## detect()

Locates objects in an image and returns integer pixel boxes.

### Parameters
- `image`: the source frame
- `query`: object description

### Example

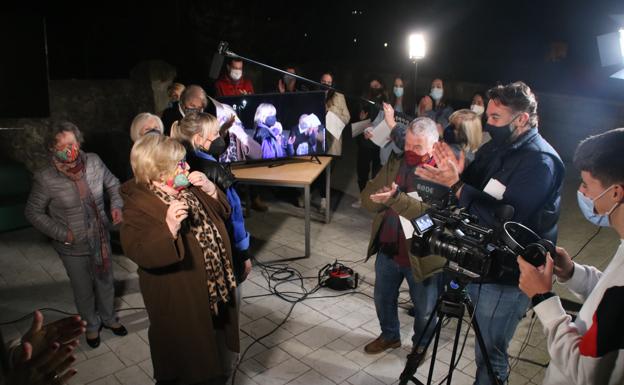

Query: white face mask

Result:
[393,86,404,98]
[229,69,242,81]
[430,88,443,101]
[470,104,485,115]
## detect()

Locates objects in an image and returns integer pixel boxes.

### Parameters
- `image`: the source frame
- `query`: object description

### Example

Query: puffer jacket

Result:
[24,153,123,256]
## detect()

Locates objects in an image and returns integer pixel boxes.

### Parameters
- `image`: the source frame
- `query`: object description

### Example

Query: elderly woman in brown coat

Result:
[120,134,239,385]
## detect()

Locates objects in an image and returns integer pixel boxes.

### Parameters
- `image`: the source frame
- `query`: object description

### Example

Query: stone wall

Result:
[0,77,154,174]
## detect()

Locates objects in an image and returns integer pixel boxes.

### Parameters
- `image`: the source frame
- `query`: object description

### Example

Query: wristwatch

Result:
[450,179,464,195]
[531,291,555,307]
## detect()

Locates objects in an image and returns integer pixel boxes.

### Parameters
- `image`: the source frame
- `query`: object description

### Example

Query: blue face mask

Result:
[265,115,277,127]
[577,185,620,227]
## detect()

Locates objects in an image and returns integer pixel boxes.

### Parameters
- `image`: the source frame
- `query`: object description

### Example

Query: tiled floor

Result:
[1,159,620,385]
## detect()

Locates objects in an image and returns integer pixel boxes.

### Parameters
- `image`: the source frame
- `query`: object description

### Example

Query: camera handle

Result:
[398,277,502,385]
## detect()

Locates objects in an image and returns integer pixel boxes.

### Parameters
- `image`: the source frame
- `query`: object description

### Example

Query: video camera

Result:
[409,179,556,281]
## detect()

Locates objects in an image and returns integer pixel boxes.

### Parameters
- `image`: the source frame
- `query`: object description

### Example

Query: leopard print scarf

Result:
[150,185,236,315]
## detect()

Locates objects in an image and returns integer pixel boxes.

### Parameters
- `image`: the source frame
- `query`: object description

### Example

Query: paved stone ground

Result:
[1,157,620,385]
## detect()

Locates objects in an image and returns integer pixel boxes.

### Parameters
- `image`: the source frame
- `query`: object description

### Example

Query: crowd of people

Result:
[1,58,622,385]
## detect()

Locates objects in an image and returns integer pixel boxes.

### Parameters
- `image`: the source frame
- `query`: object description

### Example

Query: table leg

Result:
[305,184,310,258]
[325,162,331,224]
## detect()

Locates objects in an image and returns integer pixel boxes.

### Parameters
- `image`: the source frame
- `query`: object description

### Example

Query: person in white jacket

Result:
[517,127,624,385]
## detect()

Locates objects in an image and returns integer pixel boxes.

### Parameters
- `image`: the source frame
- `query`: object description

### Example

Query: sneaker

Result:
[319,197,327,213]
[251,196,268,212]
[351,199,361,209]
[364,335,401,354]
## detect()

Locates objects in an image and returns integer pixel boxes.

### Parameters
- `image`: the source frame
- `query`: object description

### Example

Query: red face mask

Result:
[404,151,429,167]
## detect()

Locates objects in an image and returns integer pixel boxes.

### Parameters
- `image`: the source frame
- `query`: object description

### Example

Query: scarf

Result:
[53,153,111,273]
[378,155,436,267]
[150,185,236,315]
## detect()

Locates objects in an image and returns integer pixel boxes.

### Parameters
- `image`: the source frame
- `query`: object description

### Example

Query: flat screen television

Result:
[213,91,327,164]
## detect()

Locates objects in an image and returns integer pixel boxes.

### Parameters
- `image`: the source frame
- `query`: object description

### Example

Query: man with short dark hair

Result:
[518,128,624,385]
[214,59,254,97]
[416,81,565,384]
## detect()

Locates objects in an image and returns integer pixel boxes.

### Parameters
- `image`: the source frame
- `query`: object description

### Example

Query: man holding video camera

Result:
[518,128,624,385]
[415,81,565,384]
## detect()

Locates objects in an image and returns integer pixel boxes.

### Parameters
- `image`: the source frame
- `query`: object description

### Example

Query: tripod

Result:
[399,269,502,385]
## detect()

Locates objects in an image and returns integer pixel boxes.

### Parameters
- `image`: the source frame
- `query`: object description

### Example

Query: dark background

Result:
[3,0,624,115]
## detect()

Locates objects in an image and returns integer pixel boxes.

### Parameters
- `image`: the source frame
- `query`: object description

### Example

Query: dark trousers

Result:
[356,141,381,191]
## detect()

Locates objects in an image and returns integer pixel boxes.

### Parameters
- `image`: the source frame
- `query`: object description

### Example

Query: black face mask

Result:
[205,136,227,158]
[484,115,518,147]
[144,129,161,136]
[443,125,456,144]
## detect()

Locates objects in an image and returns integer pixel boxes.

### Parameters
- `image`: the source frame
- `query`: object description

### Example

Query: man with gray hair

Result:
[161,84,210,135]
[360,115,444,355]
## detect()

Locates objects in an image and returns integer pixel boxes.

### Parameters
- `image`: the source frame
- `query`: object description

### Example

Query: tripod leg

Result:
[444,313,465,385]
[465,300,503,385]
[425,315,445,385]
[399,298,442,385]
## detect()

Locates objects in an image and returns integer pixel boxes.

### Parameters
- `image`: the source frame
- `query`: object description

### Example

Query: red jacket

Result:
[215,75,254,96]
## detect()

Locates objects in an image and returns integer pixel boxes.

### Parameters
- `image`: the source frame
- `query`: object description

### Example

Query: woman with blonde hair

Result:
[444,109,483,165]
[252,103,287,159]
[171,112,252,283]
[129,112,164,142]
[120,134,238,384]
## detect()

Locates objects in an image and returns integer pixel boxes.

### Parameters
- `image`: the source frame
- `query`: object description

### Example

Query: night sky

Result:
[4,0,624,103]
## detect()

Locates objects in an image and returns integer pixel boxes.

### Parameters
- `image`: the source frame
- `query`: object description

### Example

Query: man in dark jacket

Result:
[416,81,565,385]
[161,85,210,135]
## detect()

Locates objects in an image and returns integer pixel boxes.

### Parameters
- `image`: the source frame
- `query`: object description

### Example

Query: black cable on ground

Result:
[0,307,147,327]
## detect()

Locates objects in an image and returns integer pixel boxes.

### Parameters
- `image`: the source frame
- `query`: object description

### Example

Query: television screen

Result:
[214,91,327,163]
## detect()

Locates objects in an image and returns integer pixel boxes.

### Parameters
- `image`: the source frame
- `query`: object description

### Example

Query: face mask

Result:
[184,107,202,115]
[404,151,428,167]
[54,143,80,163]
[577,186,621,227]
[393,86,404,98]
[370,87,382,96]
[229,69,242,81]
[430,88,443,101]
[265,115,277,127]
[484,115,518,147]
[269,125,282,137]
[205,136,227,158]
[283,74,295,84]
[144,129,161,136]
[443,125,456,144]
[470,104,484,115]
[166,162,190,191]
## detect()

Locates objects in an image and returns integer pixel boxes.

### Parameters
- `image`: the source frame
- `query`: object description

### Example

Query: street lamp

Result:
[408,33,426,102]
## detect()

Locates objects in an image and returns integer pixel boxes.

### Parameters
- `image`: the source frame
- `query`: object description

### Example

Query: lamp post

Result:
[408,33,426,104]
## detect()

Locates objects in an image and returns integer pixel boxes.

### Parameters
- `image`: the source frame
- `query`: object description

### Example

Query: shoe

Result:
[364,336,401,354]
[297,194,304,208]
[319,197,327,213]
[251,196,268,212]
[86,330,100,349]
[351,199,361,209]
[102,323,128,336]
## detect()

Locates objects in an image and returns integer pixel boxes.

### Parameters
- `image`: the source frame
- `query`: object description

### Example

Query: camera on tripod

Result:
[409,178,556,281]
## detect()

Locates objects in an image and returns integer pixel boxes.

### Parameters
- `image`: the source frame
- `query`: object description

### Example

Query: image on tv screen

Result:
[214,91,327,163]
